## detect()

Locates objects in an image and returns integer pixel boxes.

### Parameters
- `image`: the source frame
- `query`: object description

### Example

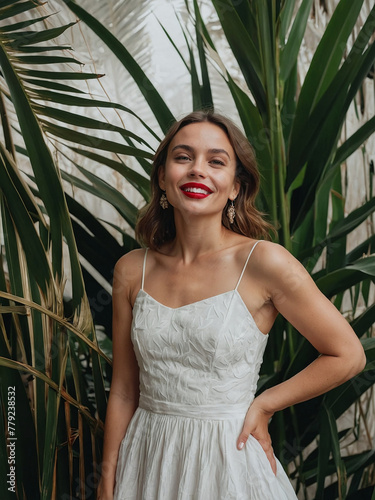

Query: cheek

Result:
[163,164,184,185]
[220,172,238,192]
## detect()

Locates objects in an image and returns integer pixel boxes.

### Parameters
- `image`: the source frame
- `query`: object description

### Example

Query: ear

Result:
[158,166,166,191]
[229,179,240,201]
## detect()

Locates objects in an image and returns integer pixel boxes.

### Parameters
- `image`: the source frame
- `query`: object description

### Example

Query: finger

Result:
[237,421,252,450]
[263,446,277,475]
[270,454,277,475]
[237,428,277,476]
[256,437,277,476]
[237,433,248,450]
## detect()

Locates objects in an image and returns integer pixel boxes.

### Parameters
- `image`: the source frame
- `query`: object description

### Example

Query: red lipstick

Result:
[180,182,213,199]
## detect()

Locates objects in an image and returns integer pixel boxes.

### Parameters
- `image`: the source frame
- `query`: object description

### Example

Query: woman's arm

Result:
[258,242,366,406]
[237,242,366,472]
[97,255,141,499]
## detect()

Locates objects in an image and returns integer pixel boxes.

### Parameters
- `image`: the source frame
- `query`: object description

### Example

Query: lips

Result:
[180,182,213,199]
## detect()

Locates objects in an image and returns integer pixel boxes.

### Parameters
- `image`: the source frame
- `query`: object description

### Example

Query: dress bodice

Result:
[130,242,269,416]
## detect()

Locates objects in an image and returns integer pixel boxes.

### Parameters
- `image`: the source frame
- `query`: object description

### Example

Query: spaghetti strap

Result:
[234,240,262,291]
[141,248,148,290]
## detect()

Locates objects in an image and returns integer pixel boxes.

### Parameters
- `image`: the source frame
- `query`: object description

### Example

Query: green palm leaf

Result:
[62,0,175,134]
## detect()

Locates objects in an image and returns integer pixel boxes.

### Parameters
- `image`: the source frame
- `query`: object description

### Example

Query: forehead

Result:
[168,122,234,156]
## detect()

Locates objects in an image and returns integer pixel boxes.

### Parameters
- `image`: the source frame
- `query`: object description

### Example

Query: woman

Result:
[98,111,365,499]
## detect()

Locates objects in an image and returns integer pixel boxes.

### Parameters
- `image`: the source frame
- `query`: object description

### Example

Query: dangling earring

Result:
[160,192,169,209]
[227,200,236,224]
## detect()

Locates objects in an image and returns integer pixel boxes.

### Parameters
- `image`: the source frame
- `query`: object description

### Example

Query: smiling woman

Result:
[136,111,273,249]
[159,121,240,229]
[97,110,366,500]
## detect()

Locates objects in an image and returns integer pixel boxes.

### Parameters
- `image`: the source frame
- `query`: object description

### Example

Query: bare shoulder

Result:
[113,248,146,302]
[252,241,306,273]
[250,241,312,295]
[115,248,145,274]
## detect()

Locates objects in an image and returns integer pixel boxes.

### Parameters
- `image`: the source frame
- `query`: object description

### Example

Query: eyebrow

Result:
[171,144,230,159]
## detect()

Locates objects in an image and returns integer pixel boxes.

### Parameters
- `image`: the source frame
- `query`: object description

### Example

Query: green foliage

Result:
[0,0,374,498]
[0,1,114,498]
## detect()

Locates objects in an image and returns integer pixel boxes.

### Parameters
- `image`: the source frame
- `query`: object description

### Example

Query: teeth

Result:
[183,187,209,194]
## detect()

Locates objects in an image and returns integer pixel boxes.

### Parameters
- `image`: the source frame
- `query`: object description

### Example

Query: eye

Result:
[210,158,226,166]
[175,154,191,161]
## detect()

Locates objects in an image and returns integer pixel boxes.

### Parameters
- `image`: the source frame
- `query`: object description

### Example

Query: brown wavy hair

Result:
[136,110,273,249]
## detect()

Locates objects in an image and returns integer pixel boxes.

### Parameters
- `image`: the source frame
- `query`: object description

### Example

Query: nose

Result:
[188,156,207,178]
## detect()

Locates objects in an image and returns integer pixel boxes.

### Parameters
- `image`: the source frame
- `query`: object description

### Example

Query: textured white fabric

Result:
[114,246,298,499]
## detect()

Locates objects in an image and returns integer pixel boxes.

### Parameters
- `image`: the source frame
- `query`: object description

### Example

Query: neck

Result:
[169,212,231,263]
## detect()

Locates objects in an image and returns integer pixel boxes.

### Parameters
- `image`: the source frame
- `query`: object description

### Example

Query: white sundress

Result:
[114,241,298,499]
